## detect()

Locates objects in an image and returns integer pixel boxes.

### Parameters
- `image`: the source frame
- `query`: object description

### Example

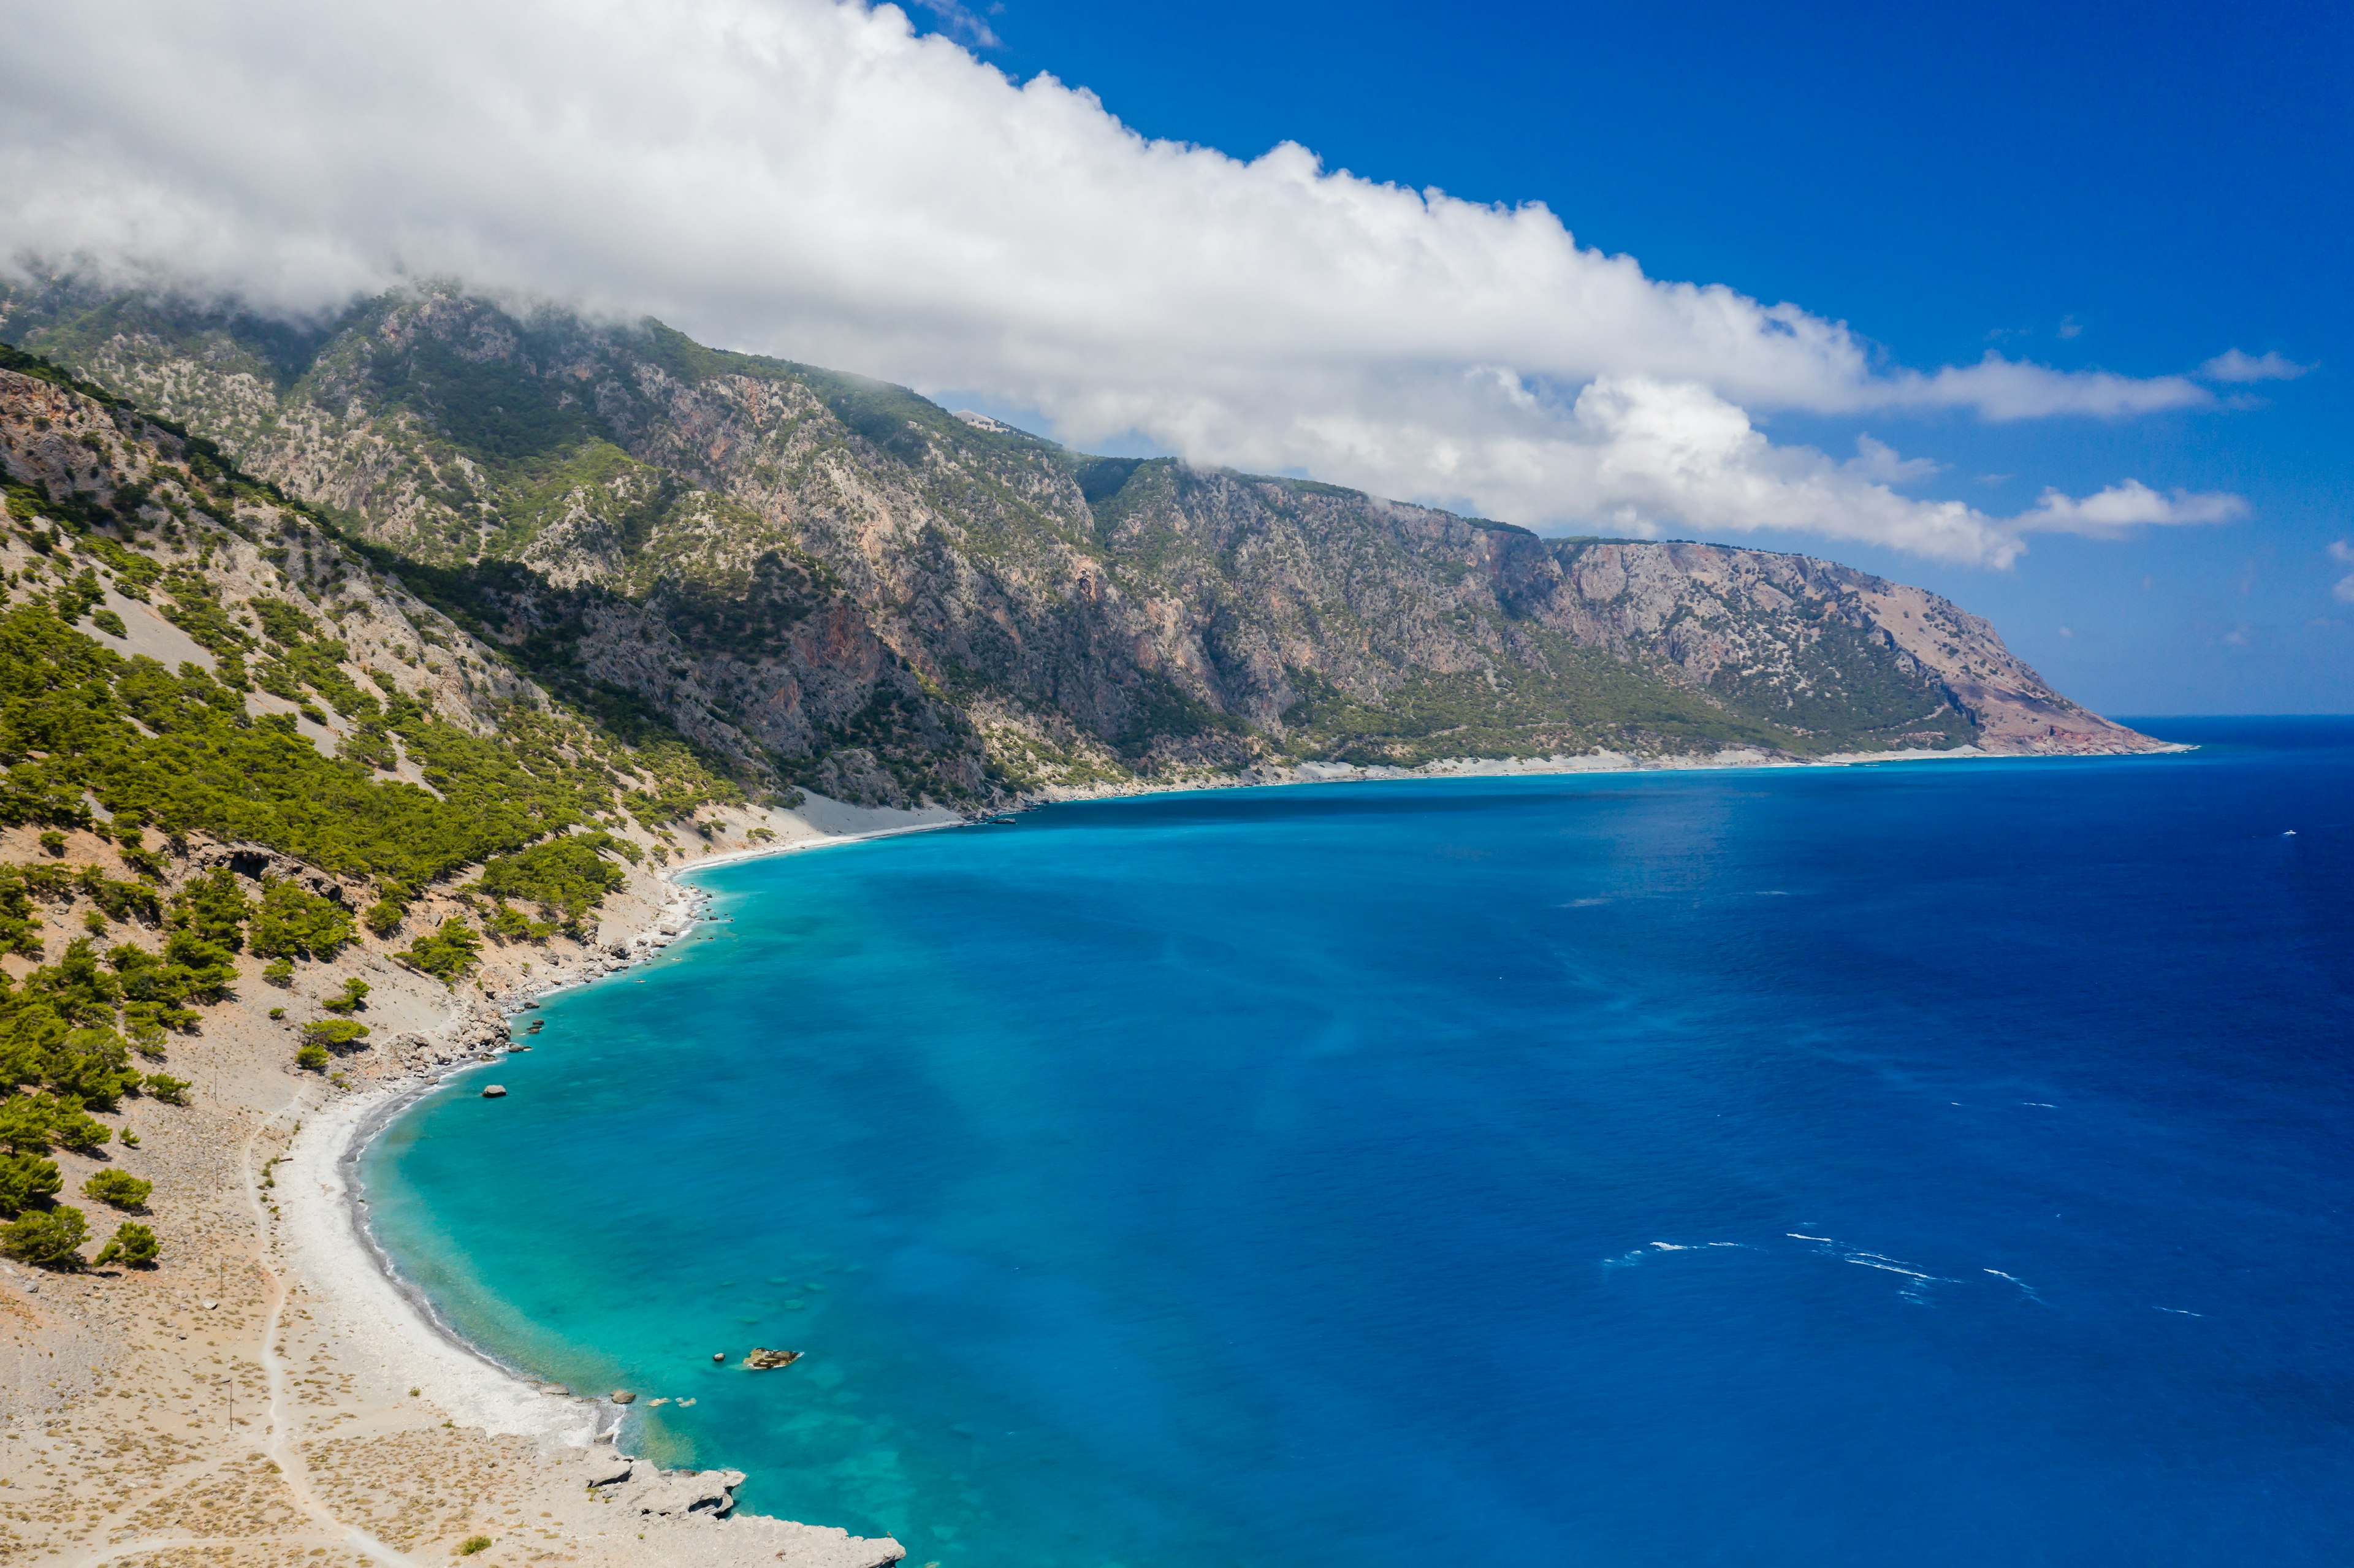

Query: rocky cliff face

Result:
[0,281,2158,805]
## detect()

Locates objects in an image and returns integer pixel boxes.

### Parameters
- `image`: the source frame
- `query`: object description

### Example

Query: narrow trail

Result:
[58,1094,414,1568]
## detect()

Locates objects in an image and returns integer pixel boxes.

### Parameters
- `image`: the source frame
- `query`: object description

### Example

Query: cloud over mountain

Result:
[0,0,2244,565]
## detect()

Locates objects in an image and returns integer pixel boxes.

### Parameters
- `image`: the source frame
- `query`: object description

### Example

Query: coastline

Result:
[1016,736,2196,807]
[269,808,953,1566]
[270,743,2187,1563]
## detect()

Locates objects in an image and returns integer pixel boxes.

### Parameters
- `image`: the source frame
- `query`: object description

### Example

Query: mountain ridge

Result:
[0,278,2161,809]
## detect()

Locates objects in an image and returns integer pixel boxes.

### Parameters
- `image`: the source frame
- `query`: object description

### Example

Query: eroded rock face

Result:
[589,1453,747,1517]
[2,281,2163,794]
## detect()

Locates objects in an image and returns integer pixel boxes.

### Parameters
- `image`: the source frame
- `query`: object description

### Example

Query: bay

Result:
[362,718,2354,1566]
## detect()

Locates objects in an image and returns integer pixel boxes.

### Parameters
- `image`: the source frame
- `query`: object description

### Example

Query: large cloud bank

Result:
[0,0,2249,565]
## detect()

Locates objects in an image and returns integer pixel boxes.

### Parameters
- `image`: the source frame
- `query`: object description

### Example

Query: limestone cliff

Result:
[0,281,2158,806]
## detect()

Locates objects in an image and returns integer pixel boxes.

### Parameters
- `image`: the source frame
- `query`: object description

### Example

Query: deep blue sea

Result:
[362,718,2354,1567]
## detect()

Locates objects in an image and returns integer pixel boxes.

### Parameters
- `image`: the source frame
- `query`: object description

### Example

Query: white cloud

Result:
[2022,481,2248,538]
[0,0,2250,565]
[906,0,999,49]
[2201,349,2311,383]
[1844,435,1943,485]
[2331,541,2354,604]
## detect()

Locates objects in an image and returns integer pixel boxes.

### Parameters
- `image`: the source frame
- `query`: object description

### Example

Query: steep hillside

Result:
[0,280,2159,809]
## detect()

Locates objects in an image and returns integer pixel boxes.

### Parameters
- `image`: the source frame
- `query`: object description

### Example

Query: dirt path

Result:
[52,1098,414,1568]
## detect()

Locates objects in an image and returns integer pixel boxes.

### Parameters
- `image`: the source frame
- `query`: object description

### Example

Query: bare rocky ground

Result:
[0,807,928,1568]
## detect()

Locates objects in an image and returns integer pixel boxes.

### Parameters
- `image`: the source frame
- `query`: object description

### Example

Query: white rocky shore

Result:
[268,794,961,1567]
[1020,736,2195,806]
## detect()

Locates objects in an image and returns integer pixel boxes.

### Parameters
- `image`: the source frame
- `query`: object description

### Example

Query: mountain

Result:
[0,279,2159,809]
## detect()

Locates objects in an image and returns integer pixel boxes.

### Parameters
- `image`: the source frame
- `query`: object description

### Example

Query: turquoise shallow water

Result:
[362,719,2354,1567]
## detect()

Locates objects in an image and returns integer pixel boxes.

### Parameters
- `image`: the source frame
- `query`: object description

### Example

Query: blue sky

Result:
[6,0,2347,714]
[951,0,2353,714]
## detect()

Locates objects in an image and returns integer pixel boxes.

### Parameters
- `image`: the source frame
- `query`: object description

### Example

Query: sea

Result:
[360,717,2353,1567]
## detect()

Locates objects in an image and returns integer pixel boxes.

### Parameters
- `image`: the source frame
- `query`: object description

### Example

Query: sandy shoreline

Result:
[273,807,969,1562]
[1019,736,2195,806]
[253,744,2187,1564]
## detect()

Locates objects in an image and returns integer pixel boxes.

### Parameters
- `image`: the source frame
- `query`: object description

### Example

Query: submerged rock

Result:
[744,1347,802,1370]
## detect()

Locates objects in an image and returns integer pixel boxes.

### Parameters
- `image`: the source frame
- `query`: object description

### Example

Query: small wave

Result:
[1846,1258,1937,1281]
[1604,1239,1749,1269]
[2155,1306,2206,1317]
[1984,1268,2045,1303]
[2020,1102,2056,1109]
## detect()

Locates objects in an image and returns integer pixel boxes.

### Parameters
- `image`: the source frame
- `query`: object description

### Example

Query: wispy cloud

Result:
[2201,349,2312,383]
[2331,540,2354,604]
[2024,481,2248,538]
[0,0,2259,565]
[907,0,999,48]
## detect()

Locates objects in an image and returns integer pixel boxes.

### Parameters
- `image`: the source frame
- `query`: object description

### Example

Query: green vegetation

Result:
[295,1042,329,1071]
[248,878,356,961]
[476,832,627,934]
[300,1018,370,1051]
[1,1203,88,1268]
[143,1073,189,1105]
[1279,633,1801,766]
[82,1168,150,1209]
[321,976,370,1014]
[458,1537,494,1556]
[0,1152,62,1216]
[396,916,482,984]
[93,1220,158,1268]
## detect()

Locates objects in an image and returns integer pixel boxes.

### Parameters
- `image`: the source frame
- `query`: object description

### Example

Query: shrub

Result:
[295,1042,329,1070]
[143,1073,190,1105]
[0,1152,62,1217]
[396,917,482,984]
[38,831,66,856]
[484,901,546,943]
[51,1102,113,1155]
[267,1006,286,1020]
[262,957,294,986]
[0,1096,53,1155]
[321,977,370,1014]
[1,1094,113,1155]
[83,1168,151,1209]
[302,1018,370,1051]
[1,1204,88,1267]
[78,867,161,923]
[477,832,627,932]
[247,878,355,961]
[91,608,127,638]
[93,1220,157,1268]
[364,897,406,938]
[458,1537,493,1556]
[170,868,251,950]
